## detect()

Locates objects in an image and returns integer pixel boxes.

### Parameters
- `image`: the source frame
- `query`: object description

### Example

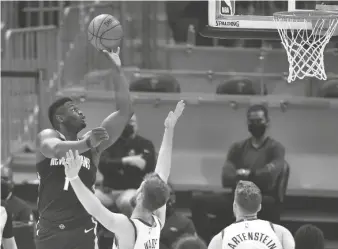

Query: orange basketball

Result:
[87,14,123,51]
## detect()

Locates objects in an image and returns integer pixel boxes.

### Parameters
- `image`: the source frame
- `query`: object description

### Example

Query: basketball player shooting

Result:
[64,100,185,249]
[208,181,295,249]
[35,47,133,249]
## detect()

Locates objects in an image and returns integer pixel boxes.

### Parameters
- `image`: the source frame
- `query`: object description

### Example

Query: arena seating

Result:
[164,45,338,76]
[84,68,274,94]
[83,45,338,96]
[129,74,181,93]
[216,77,266,95]
[83,67,326,97]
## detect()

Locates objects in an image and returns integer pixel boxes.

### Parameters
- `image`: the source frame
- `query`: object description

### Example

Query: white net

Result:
[273,11,338,83]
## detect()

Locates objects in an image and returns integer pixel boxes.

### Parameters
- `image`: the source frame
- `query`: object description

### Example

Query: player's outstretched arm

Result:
[96,48,133,153]
[208,233,222,249]
[38,129,91,159]
[64,150,134,236]
[153,101,185,227]
[155,100,185,182]
[274,224,295,249]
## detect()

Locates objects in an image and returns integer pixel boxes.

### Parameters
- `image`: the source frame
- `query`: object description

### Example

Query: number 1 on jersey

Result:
[64,178,70,190]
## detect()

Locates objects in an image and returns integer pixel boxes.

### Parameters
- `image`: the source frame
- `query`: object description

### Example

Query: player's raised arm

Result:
[38,128,109,159]
[155,100,185,182]
[64,150,133,235]
[153,101,185,226]
[96,48,133,153]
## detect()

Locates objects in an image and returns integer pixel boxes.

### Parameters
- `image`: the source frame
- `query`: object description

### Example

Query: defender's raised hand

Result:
[102,47,121,68]
[164,100,185,129]
[64,150,83,180]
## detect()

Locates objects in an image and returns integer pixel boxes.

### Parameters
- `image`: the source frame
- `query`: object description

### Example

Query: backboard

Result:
[201,0,338,41]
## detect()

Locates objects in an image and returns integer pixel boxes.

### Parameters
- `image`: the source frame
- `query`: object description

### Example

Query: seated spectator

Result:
[1,202,18,249]
[173,235,207,249]
[295,224,325,249]
[130,74,181,93]
[223,104,285,194]
[160,185,196,249]
[216,77,267,95]
[95,114,156,216]
[191,104,286,243]
[1,165,35,223]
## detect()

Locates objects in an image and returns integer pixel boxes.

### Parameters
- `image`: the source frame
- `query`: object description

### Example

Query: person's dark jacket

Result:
[222,137,285,194]
[4,195,35,223]
[99,134,156,190]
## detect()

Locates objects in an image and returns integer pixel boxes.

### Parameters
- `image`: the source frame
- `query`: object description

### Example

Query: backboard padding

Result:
[204,0,338,41]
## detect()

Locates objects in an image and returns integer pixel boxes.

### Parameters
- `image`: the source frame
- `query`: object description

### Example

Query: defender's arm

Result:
[153,101,185,228]
[69,177,134,236]
[152,127,174,228]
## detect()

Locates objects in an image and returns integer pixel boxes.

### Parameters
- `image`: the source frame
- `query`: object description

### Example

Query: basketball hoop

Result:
[273,10,338,83]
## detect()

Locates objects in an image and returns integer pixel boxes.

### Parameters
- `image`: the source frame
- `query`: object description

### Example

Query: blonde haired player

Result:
[208,181,295,249]
[64,100,185,249]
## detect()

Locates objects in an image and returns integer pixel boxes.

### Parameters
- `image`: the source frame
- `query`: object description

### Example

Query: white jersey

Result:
[221,219,282,249]
[113,215,161,249]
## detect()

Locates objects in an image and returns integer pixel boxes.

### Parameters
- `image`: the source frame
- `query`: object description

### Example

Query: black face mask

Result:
[121,124,134,139]
[248,124,267,139]
[1,182,12,199]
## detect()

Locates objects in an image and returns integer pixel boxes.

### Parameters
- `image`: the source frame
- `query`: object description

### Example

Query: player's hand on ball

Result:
[102,47,121,68]
[64,150,83,179]
[87,127,109,148]
[164,100,185,129]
